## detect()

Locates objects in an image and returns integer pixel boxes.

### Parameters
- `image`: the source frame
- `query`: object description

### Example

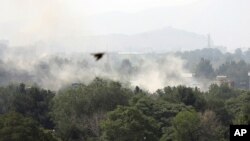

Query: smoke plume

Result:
[0,43,201,92]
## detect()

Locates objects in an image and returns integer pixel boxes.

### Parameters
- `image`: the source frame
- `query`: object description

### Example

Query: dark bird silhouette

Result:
[92,52,105,61]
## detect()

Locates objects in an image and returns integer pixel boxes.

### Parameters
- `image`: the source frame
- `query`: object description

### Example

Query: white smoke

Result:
[0,44,201,92]
[130,55,199,92]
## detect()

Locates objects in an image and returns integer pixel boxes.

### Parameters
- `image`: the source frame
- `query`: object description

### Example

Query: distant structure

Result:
[215,75,234,87]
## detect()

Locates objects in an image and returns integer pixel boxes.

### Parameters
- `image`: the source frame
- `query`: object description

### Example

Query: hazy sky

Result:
[0,0,250,50]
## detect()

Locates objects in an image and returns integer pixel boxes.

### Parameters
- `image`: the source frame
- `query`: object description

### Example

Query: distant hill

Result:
[80,27,209,52]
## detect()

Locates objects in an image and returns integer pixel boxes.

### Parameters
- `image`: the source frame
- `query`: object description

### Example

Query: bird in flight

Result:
[92,52,105,61]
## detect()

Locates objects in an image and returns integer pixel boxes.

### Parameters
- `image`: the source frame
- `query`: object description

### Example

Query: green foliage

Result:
[101,106,160,141]
[216,60,250,89]
[172,110,200,141]
[0,83,55,128]
[195,58,215,79]
[162,110,227,141]
[206,84,239,125]
[208,84,237,99]
[156,86,206,111]
[160,126,175,141]
[0,112,57,141]
[0,85,15,114]
[199,110,226,141]
[130,94,192,131]
[176,48,223,70]
[205,97,232,125]
[178,48,250,90]
[52,78,133,141]
[13,84,55,128]
[0,76,250,141]
[226,91,250,124]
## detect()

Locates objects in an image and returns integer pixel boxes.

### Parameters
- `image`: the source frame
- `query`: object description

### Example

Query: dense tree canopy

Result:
[0,112,57,141]
[52,78,133,141]
[101,106,160,141]
[0,84,55,128]
[0,76,249,141]
[172,110,200,141]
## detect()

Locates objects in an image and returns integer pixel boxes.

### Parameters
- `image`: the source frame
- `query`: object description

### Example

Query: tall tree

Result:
[52,78,133,141]
[101,106,160,141]
[172,110,201,141]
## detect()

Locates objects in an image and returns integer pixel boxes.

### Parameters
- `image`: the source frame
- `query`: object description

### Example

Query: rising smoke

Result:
[0,42,203,92]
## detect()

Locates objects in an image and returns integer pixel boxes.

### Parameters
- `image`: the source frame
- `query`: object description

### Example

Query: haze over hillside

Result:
[0,0,250,50]
[79,27,209,52]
